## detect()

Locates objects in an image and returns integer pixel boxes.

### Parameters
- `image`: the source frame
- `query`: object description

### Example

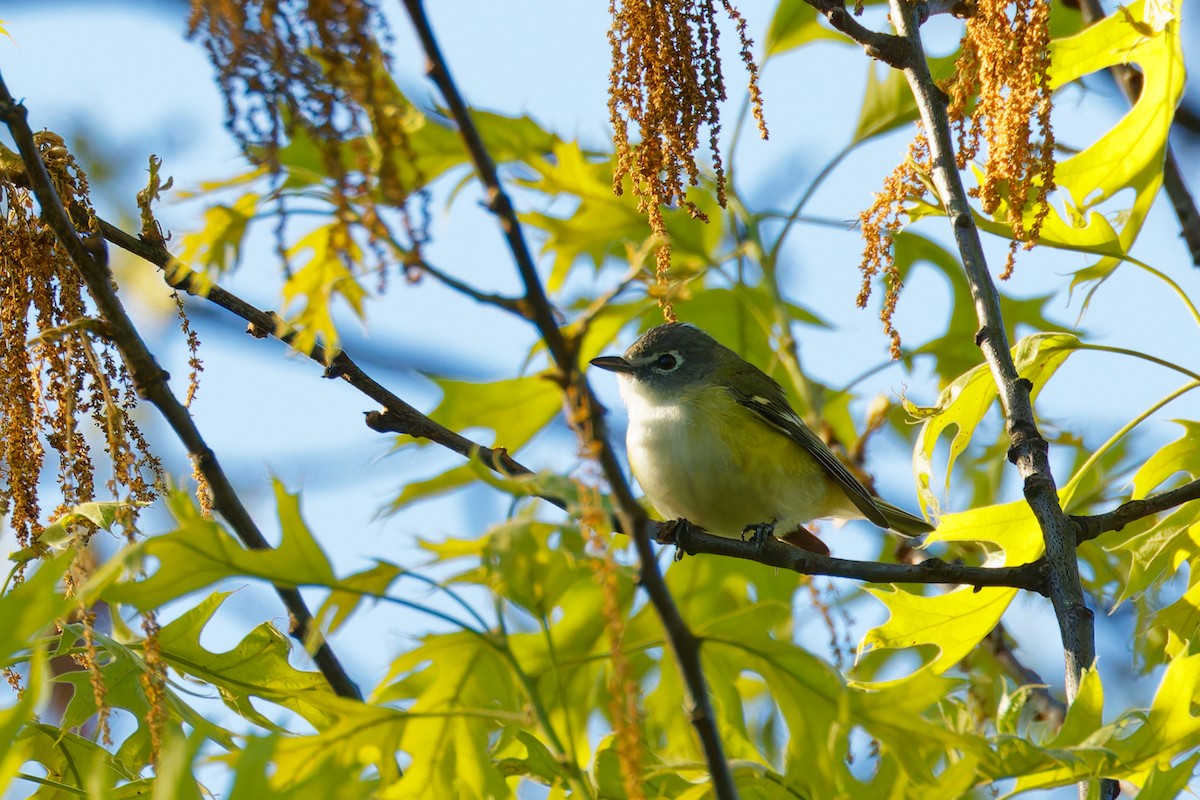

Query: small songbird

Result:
[590,322,933,555]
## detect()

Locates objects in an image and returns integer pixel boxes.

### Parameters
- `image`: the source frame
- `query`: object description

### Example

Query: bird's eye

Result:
[654,353,678,371]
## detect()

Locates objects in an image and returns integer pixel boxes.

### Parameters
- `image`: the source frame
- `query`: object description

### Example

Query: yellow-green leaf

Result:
[908,332,1079,516]
[860,499,1044,680]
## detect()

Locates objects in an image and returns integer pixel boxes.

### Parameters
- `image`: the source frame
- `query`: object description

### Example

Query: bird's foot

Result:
[657,518,696,561]
[741,521,777,553]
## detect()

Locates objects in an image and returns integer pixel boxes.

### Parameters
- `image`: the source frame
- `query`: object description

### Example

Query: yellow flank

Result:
[626,384,855,537]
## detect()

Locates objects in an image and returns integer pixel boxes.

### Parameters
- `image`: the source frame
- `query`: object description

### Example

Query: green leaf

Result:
[973,0,1184,262]
[374,631,515,799]
[18,722,144,798]
[281,224,368,357]
[895,233,1059,385]
[1110,504,1200,603]
[907,332,1079,516]
[518,141,724,291]
[1044,665,1104,748]
[105,485,338,611]
[33,500,130,555]
[427,375,562,451]
[176,192,260,275]
[146,727,208,800]
[853,67,918,145]
[156,592,340,729]
[764,0,842,57]
[1150,576,1200,660]
[851,56,958,145]
[55,623,236,770]
[391,375,564,508]
[317,561,405,635]
[1132,420,1200,498]
[860,499,1044,680]
[1132,750,1200,800]
[480,521,588,617]
[1012,653,1200,792]
[0,643,43,790]
[0,553,73,668]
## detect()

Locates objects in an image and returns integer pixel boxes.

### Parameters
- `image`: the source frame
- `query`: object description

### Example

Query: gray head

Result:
[590,323,727,397]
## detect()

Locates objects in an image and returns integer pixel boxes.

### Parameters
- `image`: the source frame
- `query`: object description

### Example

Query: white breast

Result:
[617,375,860,538]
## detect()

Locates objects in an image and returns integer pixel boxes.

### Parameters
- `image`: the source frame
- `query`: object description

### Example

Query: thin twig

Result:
[0,76,362,702]
[875,5,1116,798]
[413,259,532,318]
[397,2,738,796]
[802,0,915,68]
[1074,477,1200,544]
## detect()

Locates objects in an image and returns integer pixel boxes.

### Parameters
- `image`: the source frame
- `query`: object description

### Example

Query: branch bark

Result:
[0,76,362,703]
[1074,476,1200,544]
[876,4,1118,798]
[398,3,739,796]
[667,522,1048,592]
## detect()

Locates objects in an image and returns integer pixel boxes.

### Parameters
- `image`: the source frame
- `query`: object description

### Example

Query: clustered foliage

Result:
[188,0,428,277]
[607,0,767,320]
[2,0,1197,797]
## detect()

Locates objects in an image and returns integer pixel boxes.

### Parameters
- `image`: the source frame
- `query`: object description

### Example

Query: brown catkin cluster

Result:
[948,0,1055,278]
[579,487,645,800]
[0,135,162,551]
[858,135,932,360]
[608,0,767,322]
[858,0,1054,354]
[1,134,165,741]
[139,612,168,762]
[188,0,428,276]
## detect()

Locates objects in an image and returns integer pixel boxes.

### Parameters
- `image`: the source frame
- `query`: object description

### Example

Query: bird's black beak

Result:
[589,355,635,374]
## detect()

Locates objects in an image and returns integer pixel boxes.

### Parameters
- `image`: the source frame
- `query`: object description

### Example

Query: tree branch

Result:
[0,76,362,702]
[801,0,915,68]
[412,258,533,319]
[665,522,1048,593]
[878,6,1116,798]
[397,2,738,796]
[1073,477,1200,544]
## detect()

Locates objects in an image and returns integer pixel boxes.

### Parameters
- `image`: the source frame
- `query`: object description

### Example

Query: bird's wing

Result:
[729,387,889,528]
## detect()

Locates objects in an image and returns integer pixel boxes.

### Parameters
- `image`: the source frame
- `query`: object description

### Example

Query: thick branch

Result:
[1074,477,1200,544]
[0,78,362,703]
[1074,0,1200,267]
[397,2,737,796]
[880,6,1114,798]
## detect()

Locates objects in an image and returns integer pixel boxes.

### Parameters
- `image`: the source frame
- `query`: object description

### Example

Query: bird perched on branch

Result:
[590,322,933,555]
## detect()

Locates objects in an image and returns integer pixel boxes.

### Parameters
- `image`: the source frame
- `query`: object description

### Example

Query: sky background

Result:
[3,1,1200,797]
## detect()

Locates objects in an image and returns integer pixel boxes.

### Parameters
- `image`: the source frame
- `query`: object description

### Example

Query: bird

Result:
[590,322,934,555]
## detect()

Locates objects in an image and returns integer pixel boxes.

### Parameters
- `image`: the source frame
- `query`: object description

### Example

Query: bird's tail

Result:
[875,499,935,537]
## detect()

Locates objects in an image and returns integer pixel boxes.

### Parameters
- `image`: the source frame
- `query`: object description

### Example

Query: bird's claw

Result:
[741,521,777,553]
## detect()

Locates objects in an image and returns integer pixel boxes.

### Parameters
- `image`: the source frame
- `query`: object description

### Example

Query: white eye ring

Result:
[654,352,680,371]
